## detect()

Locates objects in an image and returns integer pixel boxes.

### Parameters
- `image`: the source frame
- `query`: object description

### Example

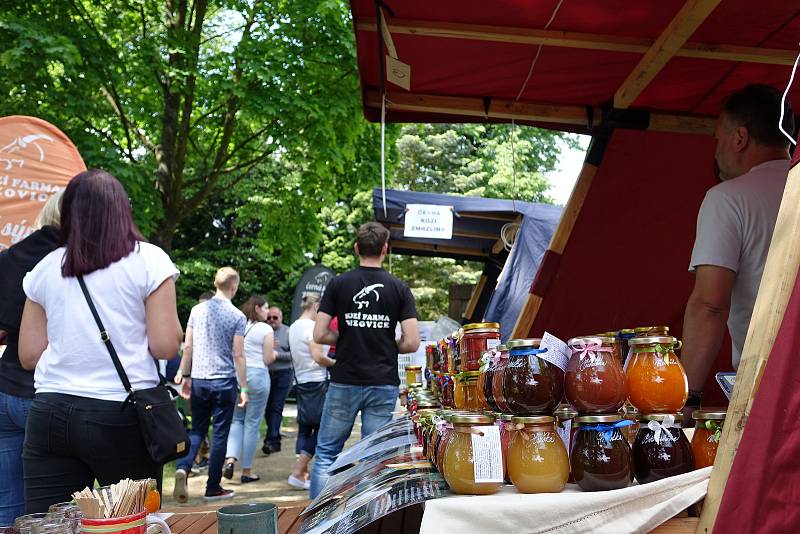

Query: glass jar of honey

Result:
[632,413,694,484]
[492,347,511,412]
[626,336,688,413]
[566,336,627,413]
[460,322,501,371]
[443,414,501,495]
[570,414,634,491]
[691,409,726,469]
[508,416,569,493]
[503,338,564,414]
[405,365,423,387]
[453,371,481,411]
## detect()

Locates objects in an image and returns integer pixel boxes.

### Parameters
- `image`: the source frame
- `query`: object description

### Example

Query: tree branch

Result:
[100,86,156,151]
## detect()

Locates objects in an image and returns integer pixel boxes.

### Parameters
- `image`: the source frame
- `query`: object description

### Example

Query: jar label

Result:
[470,425,504,483]
[487,338,501,350]
[539,332,569,371]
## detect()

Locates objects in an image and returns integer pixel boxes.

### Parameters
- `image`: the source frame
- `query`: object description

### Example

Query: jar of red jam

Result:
[492,346,511,412]
[460,322,501,372]
[503,338,564,414]
[570,414,634,491]
[632,413,694,484]
[441,373,455,408]
[626,336,688,413]
[565,336,627,413]
[691,409,726,469]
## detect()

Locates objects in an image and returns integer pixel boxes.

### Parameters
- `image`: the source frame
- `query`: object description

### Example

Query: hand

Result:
[180,377,192,400]
[238,390,248,408]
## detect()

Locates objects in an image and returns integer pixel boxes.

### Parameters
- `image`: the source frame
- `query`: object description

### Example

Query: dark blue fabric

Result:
[263,368,293,448]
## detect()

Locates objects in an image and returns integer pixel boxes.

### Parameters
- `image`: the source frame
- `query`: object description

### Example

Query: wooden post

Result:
[697,160,800,531]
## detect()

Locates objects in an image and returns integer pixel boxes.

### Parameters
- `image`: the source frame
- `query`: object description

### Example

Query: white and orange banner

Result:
[0,116,85,249]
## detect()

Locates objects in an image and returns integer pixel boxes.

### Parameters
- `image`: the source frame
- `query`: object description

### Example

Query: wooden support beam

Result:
[463,275,488,320]
[697,162,800,532]
[389,240,490,258]
[355,18,797,66]
[614,0,722,109]
[365,89,716,135]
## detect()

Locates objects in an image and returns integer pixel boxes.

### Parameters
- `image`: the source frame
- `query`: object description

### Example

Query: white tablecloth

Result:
[420,466,711,534]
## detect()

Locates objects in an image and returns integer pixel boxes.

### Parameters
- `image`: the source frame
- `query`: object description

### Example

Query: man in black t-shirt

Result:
[310,222,420,497]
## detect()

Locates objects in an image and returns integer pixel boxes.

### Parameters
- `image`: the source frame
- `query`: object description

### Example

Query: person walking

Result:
[174,267,248,502]
[288,293,334,490]
[223,295,275,483]
[0,192,62,524]
[18,170,182,512]
[262,306,292,455]
[310,222,420,497]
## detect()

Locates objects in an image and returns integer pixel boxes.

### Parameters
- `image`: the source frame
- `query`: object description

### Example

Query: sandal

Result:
[241,474,261,484]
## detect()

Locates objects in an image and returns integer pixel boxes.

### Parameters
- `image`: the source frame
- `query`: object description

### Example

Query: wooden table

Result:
[165,501,308,534]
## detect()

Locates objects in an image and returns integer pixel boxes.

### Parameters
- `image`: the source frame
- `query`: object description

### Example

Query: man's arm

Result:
[397,317,421,354]
[273,327,292,362]
[310,338,336,367]
[681,265,735,398]
[233,334,248,407]
[178,327,194,398]
[314,311,339,346]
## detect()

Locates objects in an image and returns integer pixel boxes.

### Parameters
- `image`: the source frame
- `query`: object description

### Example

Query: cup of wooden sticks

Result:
[73,479,170,534]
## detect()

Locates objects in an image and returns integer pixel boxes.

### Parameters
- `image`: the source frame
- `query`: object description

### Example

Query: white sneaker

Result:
[288,475,308,490]
[174,469,188,504]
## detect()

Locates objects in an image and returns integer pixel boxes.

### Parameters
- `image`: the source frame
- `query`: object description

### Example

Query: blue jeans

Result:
[309,383,398,498]
[296,422,319,457]
[225,368,269,469]
[263,368,292,449]
[177,378,237,494]
[0,391,31,526]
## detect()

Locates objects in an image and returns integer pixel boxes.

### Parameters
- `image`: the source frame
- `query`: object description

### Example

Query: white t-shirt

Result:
[23,242,179,402]
[289,318,328,384]
[243,321,273,369]
[690,159,789,368]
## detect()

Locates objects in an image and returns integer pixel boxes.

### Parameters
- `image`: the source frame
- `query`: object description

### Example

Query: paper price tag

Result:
[487,338,501,350]
[539,331,570,371]
[470,425,504,483]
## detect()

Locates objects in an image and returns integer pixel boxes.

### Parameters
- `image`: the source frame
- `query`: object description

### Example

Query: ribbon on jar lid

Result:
[646,415,680,445]
[479,351,493,372]
[705,420,722,443]
[433,417,452,434]
[572,342,613,360]
[633,342,676,365]
[579,420,634,446]
[510,347,548,357]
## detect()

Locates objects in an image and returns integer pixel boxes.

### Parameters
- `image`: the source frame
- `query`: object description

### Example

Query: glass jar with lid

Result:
[570,414,634,491]
[460,322,501,371]
[626,336,688,413]
[441,373,455,409]
[491,346,511,412]
[566,336,627,413]
[691,409,726,468]
[443,414,502,495]
[632,413,694,484]
[481,346,503,412]
[405,365,423,387]
[453,371,481,411]
[503,338,565,414]
[634,325,670,338]
[508,415,569,493]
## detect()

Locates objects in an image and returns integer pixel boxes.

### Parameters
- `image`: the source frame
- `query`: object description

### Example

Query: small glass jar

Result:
[566,336,627,413]
[405,365,423,387]
[482,346,503,412]
[416,409,436,449]
[503,338,564,414]
[492,346,511,412]
[691,409,726,469]
[496,413,514,483]
[460,322,501,371]
[443,414,501,495]
[508,416,569,493]
[453,374,467,410]
[634,325,670,338]
[453,371,481,411]
[570,414,634,492]
[626,336,688,413]
[633,413,694,484]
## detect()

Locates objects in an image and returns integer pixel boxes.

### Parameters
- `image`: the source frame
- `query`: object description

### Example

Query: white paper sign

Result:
[470,425,504,483]
[486,338,501,350]
[403,204,453,239]
[539,331,570,372]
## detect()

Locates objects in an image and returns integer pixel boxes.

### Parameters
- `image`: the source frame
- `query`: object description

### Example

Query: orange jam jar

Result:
[691,409,726,469]
[460,322,501,371]
[626,336,687,413]
[508,416,569,493]
[453,372,481,411]
[443,414,501,495]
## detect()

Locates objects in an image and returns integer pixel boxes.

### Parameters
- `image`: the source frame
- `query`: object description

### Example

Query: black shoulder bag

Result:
[78,276,190,464]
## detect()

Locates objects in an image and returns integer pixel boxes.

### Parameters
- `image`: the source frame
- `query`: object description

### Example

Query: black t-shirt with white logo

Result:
[319,266,417,386]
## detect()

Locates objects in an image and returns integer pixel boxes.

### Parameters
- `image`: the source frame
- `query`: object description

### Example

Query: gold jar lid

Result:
[511,416,555,425]
[506,338,542,348]
[405,365,423,370]
[567,336,616,346]
[462,371,481,380]
[634,326,669,336]
[496,344,507,352]
[574,414,623,424]
[692,409,726,421]
[619,328,636,335]
[639,413,684,423]
[463,322,500,332]
[451,414,495,425]
[628,336,678,346]
[496,413,514,421]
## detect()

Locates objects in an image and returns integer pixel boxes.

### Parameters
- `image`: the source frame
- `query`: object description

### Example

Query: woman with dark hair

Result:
[0,192,62,525]
[223,295,275,483]
[18,169,183,512]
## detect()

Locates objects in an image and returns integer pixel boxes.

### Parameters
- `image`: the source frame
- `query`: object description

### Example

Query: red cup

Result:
[81,511,170,534]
